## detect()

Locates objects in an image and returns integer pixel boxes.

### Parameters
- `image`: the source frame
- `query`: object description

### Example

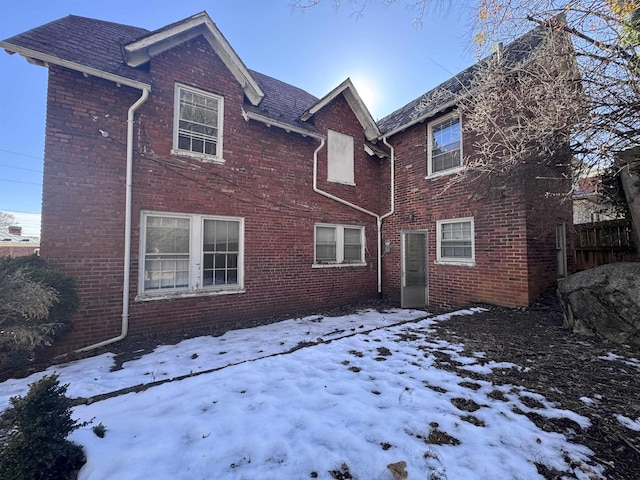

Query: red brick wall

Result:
[0,246,40,257]
[524,166,575,300]
[380,114,551,309]
[41,37,381,352]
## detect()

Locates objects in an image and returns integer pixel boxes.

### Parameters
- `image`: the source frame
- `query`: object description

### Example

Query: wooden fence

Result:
[574,220,637,271]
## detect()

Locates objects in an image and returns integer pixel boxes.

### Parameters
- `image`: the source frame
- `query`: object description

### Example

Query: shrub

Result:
[0,374,86,480]
[0,255,79,374]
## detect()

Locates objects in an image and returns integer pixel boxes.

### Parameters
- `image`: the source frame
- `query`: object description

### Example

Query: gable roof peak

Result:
[301,78,380,141]
[123,11,264,105]
[378,20,556,137]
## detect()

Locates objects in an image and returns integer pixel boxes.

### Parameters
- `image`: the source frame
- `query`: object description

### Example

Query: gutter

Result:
[312,137,395,296]
[0,43,151,92]
[241,108,323,139]
[76,87,150,352]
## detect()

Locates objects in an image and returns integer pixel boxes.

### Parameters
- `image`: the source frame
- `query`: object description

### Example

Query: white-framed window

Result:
[314,224,365,265]
[436,217,475,265]
[172,83,224,162]
[140,211,243,297]
[427,112,462,177]
[327,130,355,185]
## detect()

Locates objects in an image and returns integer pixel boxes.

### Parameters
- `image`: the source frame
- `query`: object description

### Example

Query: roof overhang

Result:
[242,108,324,140]
[123,12,264,106]
[381,98,459,139]
[301,78,380,141]
[0,43,151,91]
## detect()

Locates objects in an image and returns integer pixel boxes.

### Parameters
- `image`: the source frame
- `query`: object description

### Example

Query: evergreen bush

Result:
[0,255,79,374]
[0,374,85,480]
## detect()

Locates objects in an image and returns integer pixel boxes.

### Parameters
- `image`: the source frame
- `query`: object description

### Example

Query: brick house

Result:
[0,226,40,257]
[1,12,572,353]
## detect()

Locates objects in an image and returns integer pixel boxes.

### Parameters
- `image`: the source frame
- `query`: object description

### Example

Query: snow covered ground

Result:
[0,307,610,479]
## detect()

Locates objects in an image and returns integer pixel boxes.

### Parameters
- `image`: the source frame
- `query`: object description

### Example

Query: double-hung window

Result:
[427,113,462,177]
[141,212,243,296]
[436,218,475,265]
[173,84,224,161]
[314,224,364,265]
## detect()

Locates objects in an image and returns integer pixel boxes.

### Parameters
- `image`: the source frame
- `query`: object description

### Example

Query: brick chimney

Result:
[8,225,22,235]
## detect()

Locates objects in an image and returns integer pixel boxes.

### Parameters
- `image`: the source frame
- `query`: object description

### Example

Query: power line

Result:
[0,163,43,173]
[0,179,42,186]
[0,149,43,161]
[0,209,41,215]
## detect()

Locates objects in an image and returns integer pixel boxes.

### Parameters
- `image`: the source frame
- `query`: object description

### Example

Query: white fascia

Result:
[123,13,264,106]
[0,43,151,91]
[241,109,324,140]
[301,78,380,141]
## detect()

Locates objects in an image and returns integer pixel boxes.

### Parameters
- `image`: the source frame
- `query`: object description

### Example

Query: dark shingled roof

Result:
[3,14,552,140]
[1,15,321,135]
[245,70,319,133]
[378,23,549,136]
[2,15,152,84]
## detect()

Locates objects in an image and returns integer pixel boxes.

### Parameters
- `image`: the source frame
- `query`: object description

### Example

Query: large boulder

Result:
[557,262,640,347]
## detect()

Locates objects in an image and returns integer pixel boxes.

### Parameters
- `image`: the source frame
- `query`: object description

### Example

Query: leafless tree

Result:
[0,212,17,232]
[293,0,640,238]
[456,1,639,241]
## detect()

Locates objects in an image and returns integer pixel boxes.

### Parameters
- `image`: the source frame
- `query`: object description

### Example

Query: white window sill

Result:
[426,166,463,180]
[171,149,225,164]
[312,262,367,268]
[136,287,245,302]
[327,179,356,186]
[435,260,476,268]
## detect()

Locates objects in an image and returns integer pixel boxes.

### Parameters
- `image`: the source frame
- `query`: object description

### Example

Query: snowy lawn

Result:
[1,307,606,479]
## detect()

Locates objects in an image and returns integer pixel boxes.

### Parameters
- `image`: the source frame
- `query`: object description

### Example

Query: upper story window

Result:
[173,84,224,162]
[327,130,355,185]
[427,113,462,177]
[314,224,365,266]
[436,217,475,266]
[140,211,243,297]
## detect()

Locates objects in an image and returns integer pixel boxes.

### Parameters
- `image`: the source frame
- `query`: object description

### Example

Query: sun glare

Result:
[351,76,378,117]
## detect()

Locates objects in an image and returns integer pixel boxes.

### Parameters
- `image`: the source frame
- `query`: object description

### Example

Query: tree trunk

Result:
[619,148,640,258]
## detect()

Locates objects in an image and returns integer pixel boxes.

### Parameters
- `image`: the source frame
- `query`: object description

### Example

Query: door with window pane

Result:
[556,222,567,278]
[401,231,428,308]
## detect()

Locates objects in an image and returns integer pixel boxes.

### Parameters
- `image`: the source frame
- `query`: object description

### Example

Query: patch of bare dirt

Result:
[429,294,640,480]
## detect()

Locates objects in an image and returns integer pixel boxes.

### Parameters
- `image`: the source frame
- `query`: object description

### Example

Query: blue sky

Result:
[0,0,477,235]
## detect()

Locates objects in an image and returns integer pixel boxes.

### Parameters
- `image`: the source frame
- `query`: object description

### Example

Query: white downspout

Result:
[312,136,395,296]
[76,87,150,353]
[378,136,395,296]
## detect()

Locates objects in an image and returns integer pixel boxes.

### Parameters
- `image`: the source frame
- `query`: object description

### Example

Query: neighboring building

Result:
[0,12,573,353]
[0,226,40,257]
[573,169,624,225]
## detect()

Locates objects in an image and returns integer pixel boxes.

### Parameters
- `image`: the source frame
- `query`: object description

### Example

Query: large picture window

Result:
[173,84,224,161]
[427,113,462,177]
[140,212,243,296]
[436,217,475,265]
[314,224,364,265]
